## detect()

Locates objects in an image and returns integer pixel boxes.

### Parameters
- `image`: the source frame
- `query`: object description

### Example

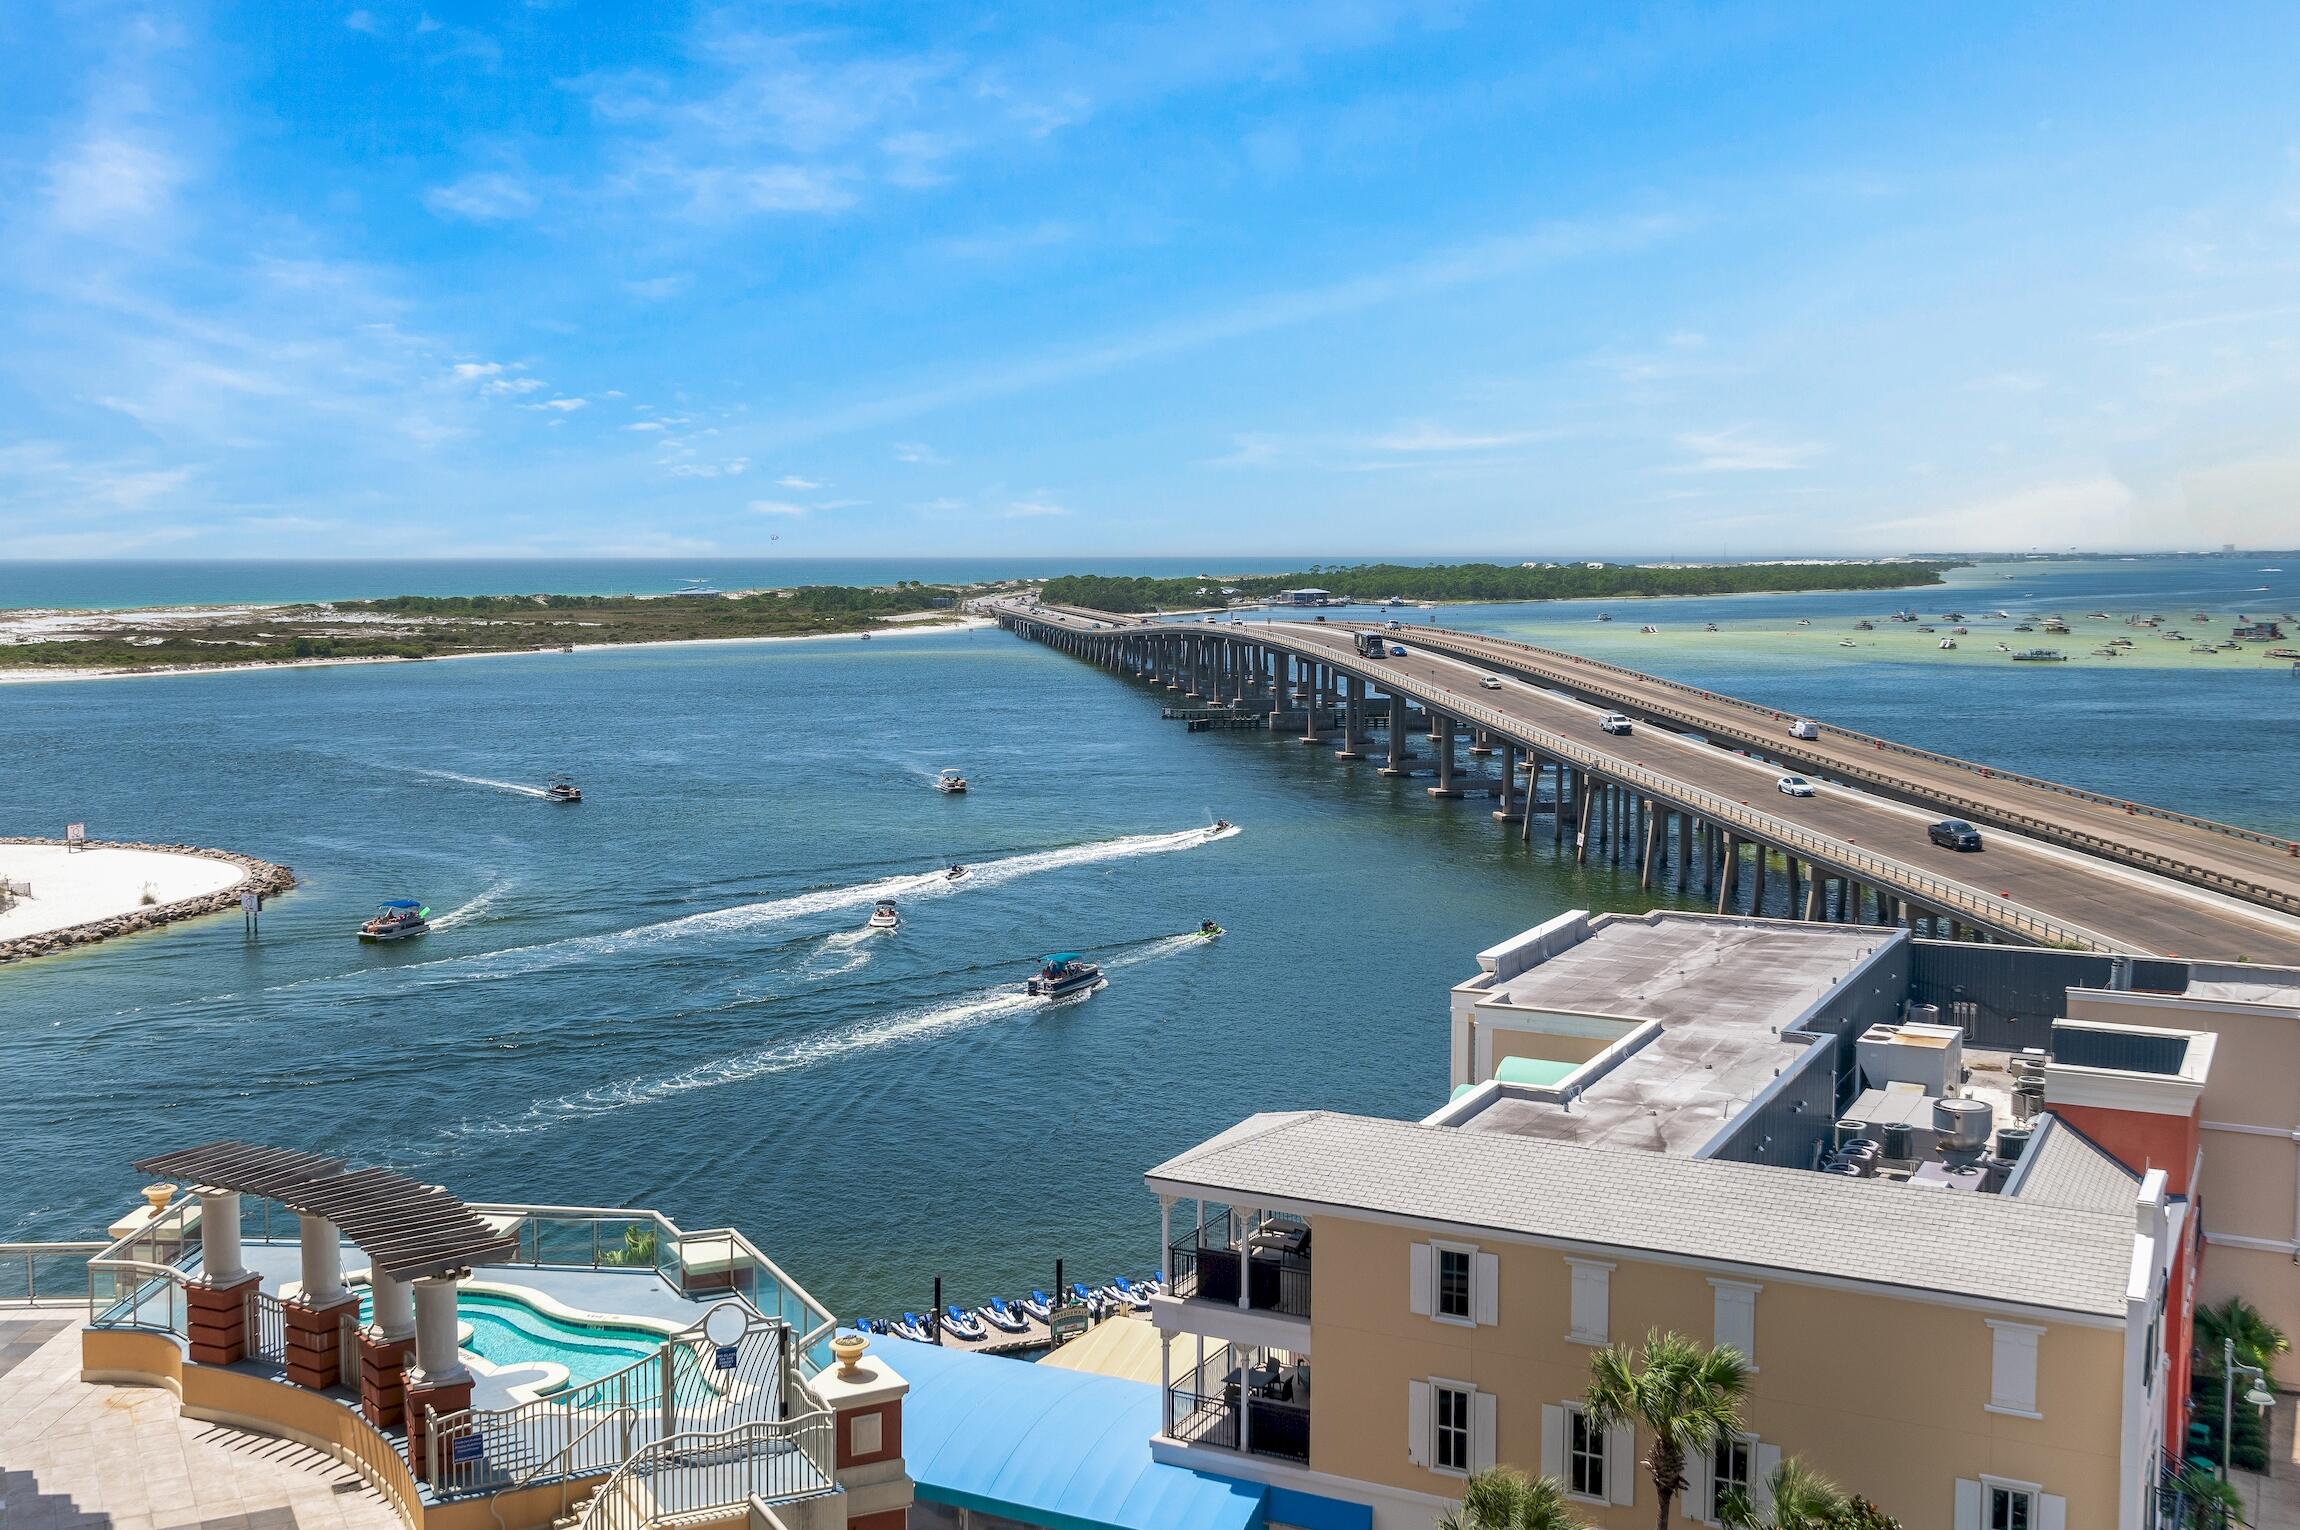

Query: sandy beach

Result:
[0,844,249,941]
[0,614,994,686]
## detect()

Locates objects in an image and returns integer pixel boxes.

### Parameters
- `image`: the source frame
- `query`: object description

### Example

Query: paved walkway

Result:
[2234,1389,2300,1528]
[0,1316,401,1530]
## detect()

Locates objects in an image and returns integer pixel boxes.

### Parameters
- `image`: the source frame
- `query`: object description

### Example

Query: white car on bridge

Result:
[1777,775,1816,797]
[1598,712,1633,735]
[1479,675,1503,690]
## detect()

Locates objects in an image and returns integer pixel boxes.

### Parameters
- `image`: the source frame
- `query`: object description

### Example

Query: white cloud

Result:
[1366,425,1550,453]
[623,274,690,301]
[452,361,505,379]
[484,376,545,396]
[344,10,381,34]
[892,441,945,464]
[626,420,666,431]
[48,134,183,234]
[1003,497,1070,518]
[749,499,809,515]
[1665,427,1822,473]
[535,397,587,412]
[424,171,538,222]
[775,475,821,489]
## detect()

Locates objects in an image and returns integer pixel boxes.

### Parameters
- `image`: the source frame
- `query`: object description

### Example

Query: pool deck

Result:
[0,1313,401,1530]
[233,1239,732,1412]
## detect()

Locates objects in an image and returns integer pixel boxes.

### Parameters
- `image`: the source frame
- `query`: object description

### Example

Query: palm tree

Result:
[1719,1457,1907,1530]
[1584,1329,1750,1530]
[2195,1295,2288,1384]
[1438,1468,1590,1530]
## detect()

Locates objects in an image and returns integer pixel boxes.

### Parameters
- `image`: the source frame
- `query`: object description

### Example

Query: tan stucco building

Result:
[1141,913,2298,1530]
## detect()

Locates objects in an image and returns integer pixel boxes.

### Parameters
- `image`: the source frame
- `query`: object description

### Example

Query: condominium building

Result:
[1145,911,2297,1530]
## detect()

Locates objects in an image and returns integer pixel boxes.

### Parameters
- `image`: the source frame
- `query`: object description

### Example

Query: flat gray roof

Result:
[1456,916,1885,1153]
[1475,915,1884,1029]
[2182,977,2300,1010]
[1149,1111,2135,1318]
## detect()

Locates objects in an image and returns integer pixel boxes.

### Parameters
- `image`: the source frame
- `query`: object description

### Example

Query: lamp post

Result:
[2221,1336,2277,1482]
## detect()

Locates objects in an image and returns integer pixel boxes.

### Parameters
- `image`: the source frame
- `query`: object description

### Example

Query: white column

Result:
[407,1274,468,1387]
[1236,1206,1254,1312]
[1160,1333,1173,1435]
[298,1213,348,1306]
[198,1189,245,1284]
[368,1268,415,1341]
[1158,1197,1174,1284]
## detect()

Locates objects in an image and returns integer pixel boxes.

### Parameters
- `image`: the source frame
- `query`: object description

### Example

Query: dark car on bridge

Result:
[1928,819,1984,851]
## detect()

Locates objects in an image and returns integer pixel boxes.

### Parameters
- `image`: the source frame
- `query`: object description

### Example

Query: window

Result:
[1436,1247,1473,1321]
[1433,1383,1472,1473]
[1989,1484,2036,1530]
[1710,1435,1752,1520]
[1567,1406,1606,1500]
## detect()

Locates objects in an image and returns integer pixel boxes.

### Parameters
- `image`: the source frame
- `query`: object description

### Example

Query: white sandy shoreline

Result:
[0,614,996,688]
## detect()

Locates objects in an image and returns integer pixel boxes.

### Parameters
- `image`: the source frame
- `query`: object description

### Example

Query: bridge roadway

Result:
[995,599,2300,964]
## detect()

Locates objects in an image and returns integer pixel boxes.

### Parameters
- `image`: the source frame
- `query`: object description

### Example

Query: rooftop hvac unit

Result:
[1879,1121,1914,1160]
[1856,1022,1965,1097]
[2011,1076,2046,1123]
[1904,1001,1942,1027]
[1835,1119,1865,1151]
[1933,1097,1994,1153]
[1996,1125,2034,1163]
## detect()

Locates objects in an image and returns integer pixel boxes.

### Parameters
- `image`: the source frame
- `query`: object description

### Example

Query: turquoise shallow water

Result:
[2,557,2294,1320]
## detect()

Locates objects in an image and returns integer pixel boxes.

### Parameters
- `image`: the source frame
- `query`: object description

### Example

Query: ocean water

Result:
[2,557,2295,1323]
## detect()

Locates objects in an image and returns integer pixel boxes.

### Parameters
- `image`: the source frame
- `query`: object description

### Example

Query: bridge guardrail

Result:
[1379,624,2300,913]
[997,604,2125,951]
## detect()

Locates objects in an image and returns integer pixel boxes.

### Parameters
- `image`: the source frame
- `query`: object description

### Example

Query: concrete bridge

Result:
[989,598,2300,964]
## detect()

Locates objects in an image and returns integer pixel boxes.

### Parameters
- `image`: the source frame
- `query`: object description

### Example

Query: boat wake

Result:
[454,929,1216,1135]
[428,878,514,930]
[802,926,881,980]
[404,823,1240,983]
[407,768,552,799]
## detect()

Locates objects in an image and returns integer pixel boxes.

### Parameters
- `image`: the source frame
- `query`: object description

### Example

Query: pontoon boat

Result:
[934,768,968,794]
[1027,953,1105,1000]
[358,900,430,942]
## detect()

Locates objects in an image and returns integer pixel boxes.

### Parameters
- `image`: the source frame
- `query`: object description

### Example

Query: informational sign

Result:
[1046,1301,1092,1346]
[450,1433,486,1465]
[715,1344,740,1371]
[65,823,86,848]
[241,891,260,913]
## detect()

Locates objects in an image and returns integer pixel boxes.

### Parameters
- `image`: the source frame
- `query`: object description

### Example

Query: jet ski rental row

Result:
[854,1275,1166,1346]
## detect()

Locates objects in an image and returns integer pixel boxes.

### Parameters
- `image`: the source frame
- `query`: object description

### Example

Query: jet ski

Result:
[978,1298,1029,1335]
[1019,1290,1054,1324]
[1197,920,1225,939]
[888,1313,932,1342]
[942,1305,987,1342]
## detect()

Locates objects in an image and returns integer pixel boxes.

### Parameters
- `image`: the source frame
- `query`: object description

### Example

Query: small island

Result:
[1039,558,1956,613]
[0,582,980,678]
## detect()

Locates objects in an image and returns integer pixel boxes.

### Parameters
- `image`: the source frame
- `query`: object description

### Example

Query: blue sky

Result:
[4,2,2298,558]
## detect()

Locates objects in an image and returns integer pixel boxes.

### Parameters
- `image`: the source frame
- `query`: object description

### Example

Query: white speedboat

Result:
[868,899,899,930]
[544,773,582,804]
[934,768,968,794]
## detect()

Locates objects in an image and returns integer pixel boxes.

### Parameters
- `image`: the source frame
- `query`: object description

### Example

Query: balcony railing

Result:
[1165,1342,1310,1465]
[0,1242,108,1307]
[1167,1209,1311,1320]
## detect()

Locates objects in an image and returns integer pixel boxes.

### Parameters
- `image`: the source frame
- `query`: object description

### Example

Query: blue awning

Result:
[876,1335,1267,1530]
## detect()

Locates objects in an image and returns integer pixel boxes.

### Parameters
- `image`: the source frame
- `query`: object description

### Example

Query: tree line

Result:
[1039,561,1953,613]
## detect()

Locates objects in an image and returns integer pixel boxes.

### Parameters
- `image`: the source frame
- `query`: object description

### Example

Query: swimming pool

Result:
[358,1287,667,1386]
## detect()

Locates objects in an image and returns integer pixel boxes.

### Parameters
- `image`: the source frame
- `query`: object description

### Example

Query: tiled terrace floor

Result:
[0,1316,400,1530]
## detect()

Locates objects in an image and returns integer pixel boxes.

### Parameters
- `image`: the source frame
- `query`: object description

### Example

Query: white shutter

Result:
[1408,1243,1432,1317]
[1472,1251,1500,1326]
[1953,1479,1983,1530]
[2037,1495,2067,1530]
[1752,1442,1781,1515]
[1606,1421,1636,1506]
[1712,1280,1759,1366]
[1407,1380,1431,1466]
[1684,1440,1713,1524]
[1471,1390,1498,1473]
[1988,1322,2043,1416]
[1568,1260,1611,1343]
[1540,1403,1565,1480]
